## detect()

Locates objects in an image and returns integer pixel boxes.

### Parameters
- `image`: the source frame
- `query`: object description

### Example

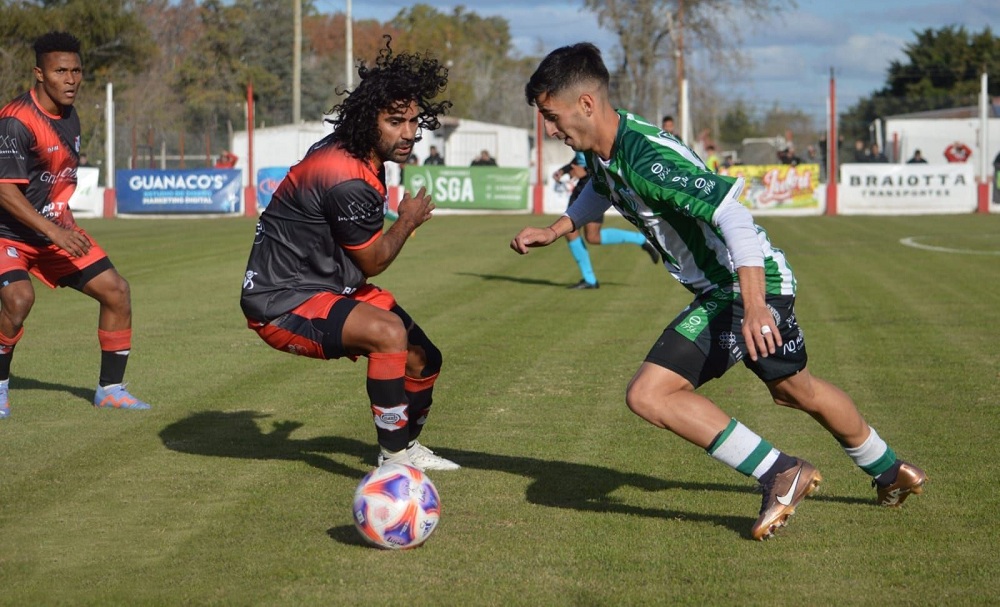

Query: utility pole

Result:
[345,0,353,90]
[293,0,301,123]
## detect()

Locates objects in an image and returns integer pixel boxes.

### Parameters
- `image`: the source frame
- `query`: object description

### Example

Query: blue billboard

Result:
[116,169,242,214]
[256,166,289,209]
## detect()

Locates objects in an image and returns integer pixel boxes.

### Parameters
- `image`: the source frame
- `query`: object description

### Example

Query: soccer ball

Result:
[352,463,441,549]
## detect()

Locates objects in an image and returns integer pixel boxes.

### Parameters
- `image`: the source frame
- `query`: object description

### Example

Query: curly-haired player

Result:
[240,37,458,470]
[0,31,151,417]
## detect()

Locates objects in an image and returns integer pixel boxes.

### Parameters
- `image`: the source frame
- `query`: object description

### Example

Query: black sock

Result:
[874,460,903,488]
[99,351,129,387]
[758,452,798,486]
[0,344,14,381]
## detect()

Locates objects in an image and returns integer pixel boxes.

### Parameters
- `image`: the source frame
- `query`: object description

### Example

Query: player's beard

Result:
[376,139,414,165]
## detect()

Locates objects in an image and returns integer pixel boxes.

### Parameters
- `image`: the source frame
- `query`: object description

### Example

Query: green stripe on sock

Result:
[862,447,897,477]
[736,440,774,476]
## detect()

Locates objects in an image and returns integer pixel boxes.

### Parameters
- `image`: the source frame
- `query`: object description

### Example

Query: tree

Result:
[387,4,536,127]
[581,0,795,130]
[0,0,155,166]
[840,25,1000,142]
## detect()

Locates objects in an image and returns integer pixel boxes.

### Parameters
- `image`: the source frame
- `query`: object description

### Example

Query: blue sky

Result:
[318,0,999,122]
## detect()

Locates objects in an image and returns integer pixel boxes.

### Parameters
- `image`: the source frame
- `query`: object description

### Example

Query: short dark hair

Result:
[33,31,82,66]
[327,36,451,160]
[662,115,674,124]
[525,42,609,106]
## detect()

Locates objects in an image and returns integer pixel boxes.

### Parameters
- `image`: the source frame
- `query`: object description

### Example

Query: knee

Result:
[370,314,408,353]
[0,284,35,325]
[93,274,132,312]
[625,375,660,419]
[768,378,813,410]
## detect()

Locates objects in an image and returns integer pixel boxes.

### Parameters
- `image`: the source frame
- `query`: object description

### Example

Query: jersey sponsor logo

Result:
[649,162,670,181]
[47,145,60,153]
[40,201,70,222]
[338,198,381,223]
[243,270,258,289]
[6,246,19,258]
[0,134,20,155]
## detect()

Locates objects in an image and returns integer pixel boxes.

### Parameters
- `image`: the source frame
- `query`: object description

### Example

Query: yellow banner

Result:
[720,164,820,210]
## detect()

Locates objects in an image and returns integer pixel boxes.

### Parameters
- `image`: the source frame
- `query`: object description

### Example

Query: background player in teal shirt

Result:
[510,42,925,540]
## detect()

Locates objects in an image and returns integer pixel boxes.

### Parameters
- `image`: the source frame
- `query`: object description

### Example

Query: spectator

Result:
[722,154,734,169]
[907,149,928,164]
[471,150,497,166]
[944,141,972,163]
[661,115,683,142]
[869,143,888,163]
[78,152,90,166]
[853,139,870,163]
[215,150,238,168]
[423,145,444,165]
[661,115,676,136]
[777,146,801,166]
[704,145,720,172]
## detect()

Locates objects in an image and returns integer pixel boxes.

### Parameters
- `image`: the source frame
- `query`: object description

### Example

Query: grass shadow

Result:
[160,411,765,538]
[10,376,93,402]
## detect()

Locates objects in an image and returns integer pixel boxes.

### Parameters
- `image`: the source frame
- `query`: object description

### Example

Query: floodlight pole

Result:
[293,0,301,124]
[244,80,257,217]
[345,0,353,90]
[978,70,990,213]
[825,67,838,216]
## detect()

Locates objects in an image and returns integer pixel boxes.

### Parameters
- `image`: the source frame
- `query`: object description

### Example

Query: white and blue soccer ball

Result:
[352,463,441,549]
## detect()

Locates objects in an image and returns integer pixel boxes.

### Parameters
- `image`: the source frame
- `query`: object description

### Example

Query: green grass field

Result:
[1,212,998,606]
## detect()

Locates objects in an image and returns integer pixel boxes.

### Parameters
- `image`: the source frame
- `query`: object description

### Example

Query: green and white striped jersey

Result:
[586,110,796,296]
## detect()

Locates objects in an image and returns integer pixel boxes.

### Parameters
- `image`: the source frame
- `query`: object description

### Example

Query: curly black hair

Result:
[327,36,451,160]
[33,31,82,67]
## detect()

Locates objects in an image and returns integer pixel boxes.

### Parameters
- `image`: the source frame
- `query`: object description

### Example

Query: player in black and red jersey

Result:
[240,37,458,471]
[0,32,150,419]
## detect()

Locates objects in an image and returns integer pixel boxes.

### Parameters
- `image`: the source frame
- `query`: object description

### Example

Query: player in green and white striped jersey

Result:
[510,42,925,540]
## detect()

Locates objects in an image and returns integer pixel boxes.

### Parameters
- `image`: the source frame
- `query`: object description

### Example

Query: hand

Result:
[396,186,434,229]
[510,226,558,254]
[49,227,91,258]
[741,303,782,362]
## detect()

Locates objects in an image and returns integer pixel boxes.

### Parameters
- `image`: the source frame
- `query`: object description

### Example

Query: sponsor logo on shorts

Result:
[243,270,257,289]
[718,331,737,349]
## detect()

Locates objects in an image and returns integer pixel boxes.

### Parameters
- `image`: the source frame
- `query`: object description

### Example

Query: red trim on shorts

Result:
[0,234,108,289]
[98,328,132,352]
[405,372,438,393]
[367,351,407,380]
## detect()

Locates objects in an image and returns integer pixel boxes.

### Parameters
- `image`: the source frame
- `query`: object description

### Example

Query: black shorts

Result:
[645,289,807,388]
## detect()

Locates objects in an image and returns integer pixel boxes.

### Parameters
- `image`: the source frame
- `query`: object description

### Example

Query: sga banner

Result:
[720,164,820,211]
[403,166,529,210]
[115,169,242,214]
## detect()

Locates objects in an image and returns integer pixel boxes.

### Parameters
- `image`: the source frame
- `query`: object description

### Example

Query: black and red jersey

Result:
[240,135,388,322]
[0,90,81,244]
